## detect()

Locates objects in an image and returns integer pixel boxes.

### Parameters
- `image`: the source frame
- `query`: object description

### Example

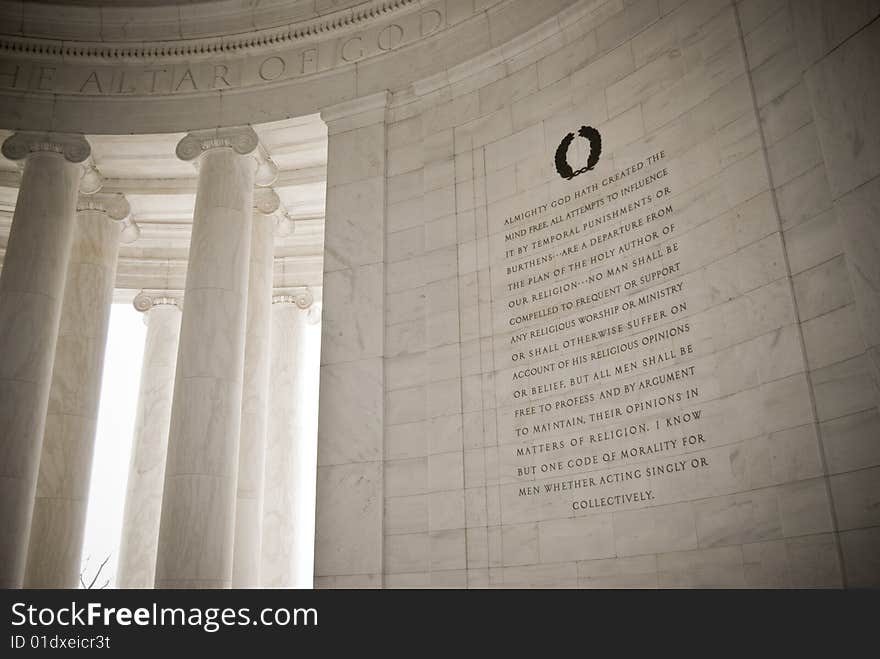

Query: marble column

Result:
[231,187,280,588]
[262,289,319,588]
[116,292,182,589]
[154,126,258,588]
[24,193,129,588]
[0,131,91,588]
[315,93,388,587]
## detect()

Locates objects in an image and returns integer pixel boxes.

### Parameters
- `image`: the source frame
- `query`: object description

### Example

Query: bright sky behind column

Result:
[82,302,321,588]
[80,303,145,589]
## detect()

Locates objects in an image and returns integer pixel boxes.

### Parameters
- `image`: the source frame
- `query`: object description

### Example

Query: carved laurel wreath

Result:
[554,125,602,180]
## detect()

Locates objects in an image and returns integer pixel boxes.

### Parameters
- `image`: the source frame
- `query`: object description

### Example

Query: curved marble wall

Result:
[313,0,880,587]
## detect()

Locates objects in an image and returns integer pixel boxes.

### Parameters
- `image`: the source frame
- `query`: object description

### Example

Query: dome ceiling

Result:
[22,1,212,6]
[0,0,580,133]
[0,0,377,42]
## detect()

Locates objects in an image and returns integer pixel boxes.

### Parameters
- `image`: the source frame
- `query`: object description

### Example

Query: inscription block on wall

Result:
[478,111,828,581]
[493,143,709,521]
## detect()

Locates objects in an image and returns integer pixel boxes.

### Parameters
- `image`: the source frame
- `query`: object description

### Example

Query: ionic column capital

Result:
[253,187,281,216]
[253,186,297,236]
[254,145,279,187]
[272,288,313,309]
[306,302,322,325]
[274,212,296,237]
[79,157,103,195]
[273,288,321,324]
[2,131,91,163]
[175,126,259,161]
[77,192,131,221]
[133,290,183,314]
[120,217,141,244]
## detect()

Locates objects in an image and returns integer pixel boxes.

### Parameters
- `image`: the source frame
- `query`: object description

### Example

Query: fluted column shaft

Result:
[0,132,90,588]
[24,194,127,588]
[262,291,318,588]
[155,127,257,588]
[232,193,279,588]
[116,294,182,589]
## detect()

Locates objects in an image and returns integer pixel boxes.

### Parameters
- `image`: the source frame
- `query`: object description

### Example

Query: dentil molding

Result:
[0,0,422,62]
[0,0,529,100]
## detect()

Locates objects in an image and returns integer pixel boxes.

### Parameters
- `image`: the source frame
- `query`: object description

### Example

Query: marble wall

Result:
[783,0,880,588]
[314,0,880,587]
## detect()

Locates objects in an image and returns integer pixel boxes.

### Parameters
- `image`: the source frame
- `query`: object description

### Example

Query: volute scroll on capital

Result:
[76,192,131,221]
[175,126,260,162]
[272,288,313,310]
[306,302,322,325]
[79,158,103,195]
[274,212,296,238]
[1,131,91,163]
[119,218,141,244]
[254,146,279,187]
[133,290,183,314]
[253,187,281,216]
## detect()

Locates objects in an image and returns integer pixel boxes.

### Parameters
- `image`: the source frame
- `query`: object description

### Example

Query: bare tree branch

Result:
[79,555,90,589]
[87,555,111,589]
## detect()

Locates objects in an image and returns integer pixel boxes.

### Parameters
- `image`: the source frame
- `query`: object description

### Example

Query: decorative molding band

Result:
[133,290,183,313]
[321,90,392,124]
[3,164,326,198]
[0,0,418,64]
[176,126,259,161]
[1,131,90,163]
[321,89,391,135]
[0,0,485,104]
